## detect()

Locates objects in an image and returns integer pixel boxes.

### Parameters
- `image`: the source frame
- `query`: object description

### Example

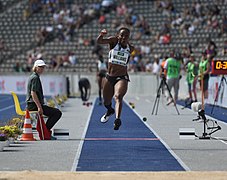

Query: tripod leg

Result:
[152,94,159,115]
[199,119,210,139]
[164,80,180,115]
[152,80,163,115]
[155,94,161,115]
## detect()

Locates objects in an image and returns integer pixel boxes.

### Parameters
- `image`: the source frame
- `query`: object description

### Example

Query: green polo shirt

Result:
[26,72,44,110]
[166,57,181,78]
[199,59,208,75]
[198,59,209,80]
[187,62,196,84]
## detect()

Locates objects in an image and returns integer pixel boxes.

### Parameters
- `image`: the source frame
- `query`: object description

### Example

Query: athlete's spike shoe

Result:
[100,108,115,123]
[114,118,121,130]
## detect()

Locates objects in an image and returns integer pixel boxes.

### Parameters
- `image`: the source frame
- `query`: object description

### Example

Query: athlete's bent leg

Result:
[114,80,128,119]
[100,79,115,123]
[113,80,128,130]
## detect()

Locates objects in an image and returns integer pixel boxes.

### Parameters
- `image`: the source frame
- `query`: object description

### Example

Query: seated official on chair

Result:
[26,59,62,137]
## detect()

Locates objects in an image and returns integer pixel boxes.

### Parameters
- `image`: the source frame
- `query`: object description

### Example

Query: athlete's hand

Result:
[100,29,107,36]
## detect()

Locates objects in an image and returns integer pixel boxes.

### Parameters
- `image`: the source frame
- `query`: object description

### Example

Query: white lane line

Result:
[0,105,15,111]
[211,137,227,145]
[130,105,191,171]
[219,139,227,145]
[71,98,96,172]
[0,102,26,112]
[0,97,12,102]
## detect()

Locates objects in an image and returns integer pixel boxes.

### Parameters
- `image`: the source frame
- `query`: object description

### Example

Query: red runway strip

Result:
[84,138,159,141]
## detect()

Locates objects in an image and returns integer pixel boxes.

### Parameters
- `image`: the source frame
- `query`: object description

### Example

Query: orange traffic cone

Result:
[20,109,36,141]
[36,114,51,140]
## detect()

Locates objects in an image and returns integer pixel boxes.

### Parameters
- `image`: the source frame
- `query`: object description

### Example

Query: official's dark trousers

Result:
[42,105,62,130]
[78,78,90,101]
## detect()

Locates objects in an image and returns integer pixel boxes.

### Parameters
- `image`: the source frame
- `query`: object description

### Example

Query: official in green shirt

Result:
[26,59,62,138]
[164,50,181,105]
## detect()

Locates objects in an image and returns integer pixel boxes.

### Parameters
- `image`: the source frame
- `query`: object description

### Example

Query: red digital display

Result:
[211,60,227,75]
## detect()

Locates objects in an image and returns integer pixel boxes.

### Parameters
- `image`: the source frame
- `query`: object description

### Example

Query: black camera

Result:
[198,109,206,120]
[160,73,166,81]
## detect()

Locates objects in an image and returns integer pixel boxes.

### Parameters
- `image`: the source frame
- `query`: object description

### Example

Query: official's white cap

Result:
[34,59,47,67]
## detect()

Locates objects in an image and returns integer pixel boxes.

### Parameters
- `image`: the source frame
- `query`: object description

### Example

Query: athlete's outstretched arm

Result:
[97,29,117,46]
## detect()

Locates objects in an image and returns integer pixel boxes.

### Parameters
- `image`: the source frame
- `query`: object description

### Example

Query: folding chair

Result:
[10,91,38,129]
[10,91,37,116]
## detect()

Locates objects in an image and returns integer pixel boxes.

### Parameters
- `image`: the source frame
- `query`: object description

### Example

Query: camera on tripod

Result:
[160,73,166,81]
[198,109,206,121]
[152,72,180,115]
[191,102,221,139]
[191,102,205,120]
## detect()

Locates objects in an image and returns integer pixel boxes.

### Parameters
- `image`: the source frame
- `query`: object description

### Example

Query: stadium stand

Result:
[0,0,227,73]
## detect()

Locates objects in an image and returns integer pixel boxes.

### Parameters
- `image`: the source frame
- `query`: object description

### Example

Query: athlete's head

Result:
[117,27,130,46]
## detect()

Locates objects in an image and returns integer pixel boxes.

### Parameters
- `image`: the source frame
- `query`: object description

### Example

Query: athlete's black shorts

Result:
[106,74,130,86]
[98,70,107,78]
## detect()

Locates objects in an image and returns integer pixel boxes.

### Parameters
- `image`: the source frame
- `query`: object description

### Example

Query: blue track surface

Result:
[0,94,25,125]
[76,99,185,171]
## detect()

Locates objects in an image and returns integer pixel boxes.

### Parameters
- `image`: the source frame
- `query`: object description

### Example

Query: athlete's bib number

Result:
[110,50,129,66]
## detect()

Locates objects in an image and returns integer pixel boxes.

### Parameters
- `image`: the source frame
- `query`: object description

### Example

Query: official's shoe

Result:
[114,118,121,130]
[51,136,57,140]
[100,108,115,123]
